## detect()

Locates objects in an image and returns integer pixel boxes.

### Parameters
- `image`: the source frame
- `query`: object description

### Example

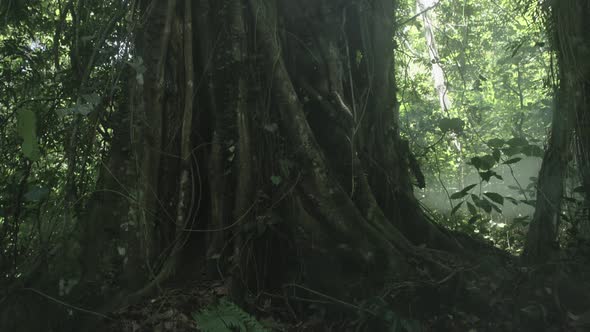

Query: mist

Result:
[417,156,542,220]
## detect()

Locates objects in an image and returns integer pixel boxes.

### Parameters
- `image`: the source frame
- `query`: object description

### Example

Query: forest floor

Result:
[98,240,590,332]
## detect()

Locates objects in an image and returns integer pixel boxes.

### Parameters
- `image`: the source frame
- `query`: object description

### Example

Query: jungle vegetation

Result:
[1,0,590,331]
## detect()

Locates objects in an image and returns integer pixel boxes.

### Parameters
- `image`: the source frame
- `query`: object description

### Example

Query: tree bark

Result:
[523,0,590,264]
[78,0,461,309]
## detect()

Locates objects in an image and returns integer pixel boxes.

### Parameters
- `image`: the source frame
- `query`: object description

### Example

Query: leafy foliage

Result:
[0,0,134,315]
[395,0,551,251]
[193,298,269,332]
[17,109,40,161]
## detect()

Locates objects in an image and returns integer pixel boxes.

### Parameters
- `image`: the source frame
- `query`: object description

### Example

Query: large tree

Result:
[8,0,590,331]
[77,0,465,309]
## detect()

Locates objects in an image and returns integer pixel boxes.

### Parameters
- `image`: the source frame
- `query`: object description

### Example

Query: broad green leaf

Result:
[479,170,502,182]
[505,197,519,205]
[470,155,496,170]
[492,149,502,162]
[479,171,493,182]
[503,157,522,165]
[507,137,528,147]
[451,201,464,215]
[472,194,492,213]
[573,186,586,193]
[438,117,465,133]
[491,203,502,214]
[487,138,505,148]
[521,144,544,158]
[461,183,478,193]
[450,183,478,199]
[563,197,577,203]
[17,109,40,161]
[270,175,282,186]
[502,146,522,156]
[484,192,504,205]
[450,191,468,200]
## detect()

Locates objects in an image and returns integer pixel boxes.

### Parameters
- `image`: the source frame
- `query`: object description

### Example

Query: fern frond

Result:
[193,298,270,332]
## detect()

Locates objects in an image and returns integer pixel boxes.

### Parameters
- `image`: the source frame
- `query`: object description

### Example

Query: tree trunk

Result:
[79,0,461,309]
[568,2,590,241]
[523,0,590,264]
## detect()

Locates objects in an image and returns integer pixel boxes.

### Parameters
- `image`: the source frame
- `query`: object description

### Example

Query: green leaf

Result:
[507,136,528,147]
[17,109,40,161]
[491,203,502,214]
[503,157,522,165]
[438,117,465,133]
[471,194,492,213]
[470,155,496,170]
[484,192,504,205]
[193,298,270,332]
[479,171,493,182]
[270,175,282,186]
[461,183,478,193]
[563,196,577,204]
[521,144,544,158]
[479,170,502,182]
[450,183,477,199]
[573,186,586,193]
[451,201,464,215]
[450,191,468,200]
[502,146,522,156]
[492,149,502,162]
[487,138,505,148]
[505,196,519,205]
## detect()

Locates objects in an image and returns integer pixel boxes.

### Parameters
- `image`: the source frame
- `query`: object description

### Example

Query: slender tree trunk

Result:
[523,0,589,264]
[568,2,590,241]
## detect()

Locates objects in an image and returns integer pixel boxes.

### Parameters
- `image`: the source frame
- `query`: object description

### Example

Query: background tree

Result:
[524,0,590,263]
